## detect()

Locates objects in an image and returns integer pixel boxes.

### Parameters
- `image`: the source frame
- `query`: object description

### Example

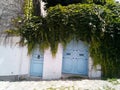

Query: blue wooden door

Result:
[62,40,88,75]
[30,49,43,77]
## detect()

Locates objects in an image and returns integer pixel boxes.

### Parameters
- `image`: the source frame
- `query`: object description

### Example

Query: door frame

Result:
[29,49,44,77]
[62,40,89,76]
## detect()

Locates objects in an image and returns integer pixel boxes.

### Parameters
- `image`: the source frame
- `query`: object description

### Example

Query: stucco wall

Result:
[88,56,101,79]
[43,43,101,79]
[0,45,21,76]
[0,0,30,77]
[18,46,30,75]
[0,37,30,76]
[0,0,101,79]
[43,44,63,79]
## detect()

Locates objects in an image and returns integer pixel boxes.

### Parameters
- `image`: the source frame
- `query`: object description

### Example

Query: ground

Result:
[0,79,120,90]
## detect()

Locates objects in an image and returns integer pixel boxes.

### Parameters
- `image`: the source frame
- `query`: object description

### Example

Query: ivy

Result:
[3,3,120,78]
[42,0,115,8]
[23,0,33,18]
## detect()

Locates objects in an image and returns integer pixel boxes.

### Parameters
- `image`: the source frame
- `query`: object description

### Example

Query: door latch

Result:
[66,53,71,55]
[79,54,84,56]
[37,55,40,59]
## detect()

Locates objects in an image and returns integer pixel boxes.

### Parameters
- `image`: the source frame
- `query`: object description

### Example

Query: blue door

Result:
[62,40,88,75]
[30,49,43,77]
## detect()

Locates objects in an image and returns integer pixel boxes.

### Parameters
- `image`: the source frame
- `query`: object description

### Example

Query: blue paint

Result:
[30,49,43,77]
[62,40,88,75]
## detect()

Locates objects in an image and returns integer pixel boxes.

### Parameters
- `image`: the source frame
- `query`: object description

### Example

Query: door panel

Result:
[62,58,73,73]
[75,58,88,75]
[30,49,43,77]
[30,62,43,76]
[62,40,88,75]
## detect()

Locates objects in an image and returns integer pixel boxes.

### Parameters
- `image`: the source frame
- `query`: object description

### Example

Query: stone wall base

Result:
[0,75,28,81]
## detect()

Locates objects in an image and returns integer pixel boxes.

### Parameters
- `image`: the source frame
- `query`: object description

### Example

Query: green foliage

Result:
[4,3,120,77]
[32,0,41,16]
[23,0,33,18]
[108,78,120,85]
[42,0,91,8]
[90,3,120,78]
[10,16,49,54]
[42,0,115,8]
[102,85,115,90]
[23,0,41,17]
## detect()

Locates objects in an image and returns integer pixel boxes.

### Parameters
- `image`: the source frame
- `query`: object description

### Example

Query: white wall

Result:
[0,37,30,76]
[18,46,30,75]
[40,0,46,17]
[42,42,101,79]
[43,44,63,79]
[88,56,101,79]
[0,37,101,79]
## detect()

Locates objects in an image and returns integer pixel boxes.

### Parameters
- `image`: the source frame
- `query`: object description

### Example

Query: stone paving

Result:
[0,79,120,90]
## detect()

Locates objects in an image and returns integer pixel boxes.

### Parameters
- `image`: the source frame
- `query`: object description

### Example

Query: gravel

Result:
[0,79,120,90]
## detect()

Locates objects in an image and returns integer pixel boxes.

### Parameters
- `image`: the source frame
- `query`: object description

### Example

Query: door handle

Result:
[37,55,40,59]
[79,54,84,56]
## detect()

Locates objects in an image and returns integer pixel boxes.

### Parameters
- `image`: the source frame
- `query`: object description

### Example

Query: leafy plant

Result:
[23,0,33,18]
[42,0,115,8]
[107,78,120,85]
[102,85,115,90]
[2,1,120,77]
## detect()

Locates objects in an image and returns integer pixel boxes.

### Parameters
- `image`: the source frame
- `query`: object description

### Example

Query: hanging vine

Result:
[23,0,33,18]
[3,0,120,78]
[42,0,115,8]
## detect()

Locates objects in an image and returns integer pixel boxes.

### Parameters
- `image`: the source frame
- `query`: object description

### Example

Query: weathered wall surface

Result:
[0,0,30,78]
[0,0,101,80]
[0,37,30,77]
[0,0,23,31]
[88,57,101,79]
[43,44,63,80]
[42,44,101,80]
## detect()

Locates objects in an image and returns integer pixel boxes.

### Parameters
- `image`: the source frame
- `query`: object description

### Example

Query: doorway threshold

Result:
[62,73,89,80]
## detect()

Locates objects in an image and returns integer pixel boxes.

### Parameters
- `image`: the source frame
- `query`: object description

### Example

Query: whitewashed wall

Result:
[42,43,101,79]
[88,56,101,79]
[0,0,101,79]
[40,1,101,79]
[40,0,46,16]
[0,37,30,76]
[0,0,30,77]
[0,38,101,79]
[43,44,63,79]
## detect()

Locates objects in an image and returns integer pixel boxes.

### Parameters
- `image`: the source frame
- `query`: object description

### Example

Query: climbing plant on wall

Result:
[23,0,41,18]
[3,0,120,78]
[90,3,120,77]
[42,0,115,8]
[23,0,33,18]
